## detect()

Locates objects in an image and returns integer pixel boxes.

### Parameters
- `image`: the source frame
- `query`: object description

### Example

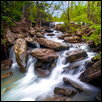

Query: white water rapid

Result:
[1,22,101,101]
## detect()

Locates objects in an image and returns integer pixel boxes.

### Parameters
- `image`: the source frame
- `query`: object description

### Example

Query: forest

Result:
[1,1,101,101]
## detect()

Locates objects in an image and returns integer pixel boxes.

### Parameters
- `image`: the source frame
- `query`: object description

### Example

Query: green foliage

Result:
[94,51,101,60]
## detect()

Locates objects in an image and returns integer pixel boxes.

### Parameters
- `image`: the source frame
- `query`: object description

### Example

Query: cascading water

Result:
[1,22,101,101]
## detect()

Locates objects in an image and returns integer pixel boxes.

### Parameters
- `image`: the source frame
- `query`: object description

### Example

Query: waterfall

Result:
[1,23,101,101]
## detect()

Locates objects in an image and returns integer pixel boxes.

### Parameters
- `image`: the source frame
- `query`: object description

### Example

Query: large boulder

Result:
[1,59,13,70]
[29,48,58,62]
[24,37,38,47]
[65,49,88,63]
[14,34,26,39]
[45,28,53,32]
[37,38,69,50]
[64,36,81,43]
[5,28,15,44]
[58,33,72,39]
[54,24,63,30]
[79,60,101,86]
[13,38,28,73]
[54,87,77,97]
[63,77,84,91]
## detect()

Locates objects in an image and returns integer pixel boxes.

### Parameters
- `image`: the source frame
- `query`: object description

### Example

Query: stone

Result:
[85,61,94,69]
[13,38,27,73]
[1,72,13,79]
[24,37,38,47]
[54,87,77,97]
[79,60,101,86]
[5,28,15,44]
[1,59,13,70]
[65,49,88,63]
[29,48,58,62]
[37,38,69,50]
[47,33,55,36]
[58,33,72,39]
[63,77,84,91]
[64,36,81,43]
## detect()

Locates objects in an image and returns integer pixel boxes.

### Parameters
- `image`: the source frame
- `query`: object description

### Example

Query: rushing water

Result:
[1,22,101,101]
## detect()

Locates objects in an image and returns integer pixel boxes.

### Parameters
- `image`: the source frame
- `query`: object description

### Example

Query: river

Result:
[1,22,101,101]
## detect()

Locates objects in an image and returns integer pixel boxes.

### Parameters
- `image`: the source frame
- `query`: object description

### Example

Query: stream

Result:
[1,22,101,101]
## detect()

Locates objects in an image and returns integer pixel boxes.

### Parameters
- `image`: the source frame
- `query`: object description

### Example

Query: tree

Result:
[68,1,70,23]
[35,1,39,27]
[87,1,90,21]
[30,1,33,27]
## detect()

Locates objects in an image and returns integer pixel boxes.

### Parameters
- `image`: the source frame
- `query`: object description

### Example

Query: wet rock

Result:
[65,49,88,63]
[79,60,101,86]
[42,95,70,101]
[87,40,95,48]
[54,87,77,97]
[54,24,63,30]
[76,31,83,37]
[91,57,100,62]
[37,38,69,50]
[34,27,42,32]
[24,37,38,47]
[85,61,94,69]
[35,68,49,77]
[47,33,55,36]
[1,59,13,70]
[36,32,44,38]
[45,28,53,32]
[62,65,80,74]
[13,38,28,73]
[14,34,26,39]
[1,72,13,79]
[29,48,58,62]
[95,93,101,101]
[5,28,15,44]
[64,36,81,43]
[58,33,72,39]
[63,78,84,91]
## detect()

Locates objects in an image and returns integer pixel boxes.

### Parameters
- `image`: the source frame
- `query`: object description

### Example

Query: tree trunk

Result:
[87,1,90,21]
[40,3,42,27]
[92,1,94,23]
[68,1,70,23]
[10,3,30,36]
[35,1,39,27]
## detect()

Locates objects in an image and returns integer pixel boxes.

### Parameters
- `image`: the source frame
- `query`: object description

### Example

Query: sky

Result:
[47,1,87,17]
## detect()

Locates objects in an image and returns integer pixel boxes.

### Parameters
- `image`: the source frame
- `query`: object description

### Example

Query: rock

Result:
[47,33,55,36]
[79,60,101,86]
[42,95,70,101]
[1,59,13,70]
[45,28,53,32]
[95,93,101,101]
[14,34,26,39]
[85,61,94,69]
[37,38,69,50]
[87,40,95,47]
[86,29,96,37]
[13,38,28,73]
[63,77,84,91]
[5,28,15,44]
[35,68,49,77]
[54,87,77,97]
[58,33,72,39]
[29,29,37,35]
[24,37,38,47]
[54,24,63,30]
[76,31,83,37]
[62,65,80,74]
[91,57,100,62]
[64,36,81,43]
[34,27,42,32]
[36,32,44,38]
[29,48,58,62]
[65,49,88,63]
[1,72,13,79]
